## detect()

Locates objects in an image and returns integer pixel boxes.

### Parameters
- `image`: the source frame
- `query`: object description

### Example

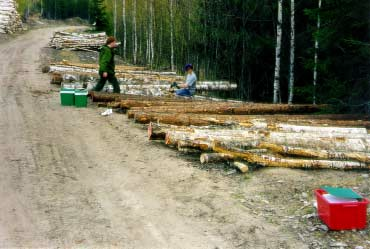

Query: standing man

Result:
[93,36,121,93]
[175,64,197,97]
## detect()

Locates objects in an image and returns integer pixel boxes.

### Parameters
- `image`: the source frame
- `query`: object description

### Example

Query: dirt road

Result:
[0,27,312,248]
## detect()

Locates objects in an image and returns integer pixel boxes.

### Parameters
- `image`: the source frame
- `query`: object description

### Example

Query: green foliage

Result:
[20,0,370,112]
[90,0,109,32]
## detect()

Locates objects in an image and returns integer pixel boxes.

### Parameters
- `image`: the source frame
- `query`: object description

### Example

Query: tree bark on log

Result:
[233,161,250,173]
[213,143,370,170]
[177,140,213,152]
[130,104,325,115]
[272,123,367,134]
[120,99,207,110]
[267,132,370,153]
[258,142,370,163]
[148,122,170,140]
[132,111,370,128]
[135,112,245,126]
[162,126,369,154]
[200,153,235,164]
[90,91,203,103]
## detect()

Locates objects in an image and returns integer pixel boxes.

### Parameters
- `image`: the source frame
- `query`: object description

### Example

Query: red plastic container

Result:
[315,189,369,230]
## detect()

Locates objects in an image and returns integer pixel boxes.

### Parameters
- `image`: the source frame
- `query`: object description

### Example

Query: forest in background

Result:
[15,0,370,112]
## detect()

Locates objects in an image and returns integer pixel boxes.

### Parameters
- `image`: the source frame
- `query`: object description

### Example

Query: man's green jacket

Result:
[99,45,115,75]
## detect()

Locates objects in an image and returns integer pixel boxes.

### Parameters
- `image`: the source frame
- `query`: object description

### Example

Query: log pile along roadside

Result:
[0,0,23,34]
[160,122,370,171]
[49,61,238,95]
[49,31,107,50]
[89,92,370,172]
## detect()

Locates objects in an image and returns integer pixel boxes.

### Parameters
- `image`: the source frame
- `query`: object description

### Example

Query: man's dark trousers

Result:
[93,73,121,93]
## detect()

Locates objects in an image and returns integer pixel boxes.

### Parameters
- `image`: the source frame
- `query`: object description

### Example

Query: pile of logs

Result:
[0,0,23,34]
[90,92,370,172]
[49,61,237,95]
[152,121,370,171]
[49,31,107,50]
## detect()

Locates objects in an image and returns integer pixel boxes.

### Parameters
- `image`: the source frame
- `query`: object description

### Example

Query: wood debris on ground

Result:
[90,92,370,172]
[0,0,23,34]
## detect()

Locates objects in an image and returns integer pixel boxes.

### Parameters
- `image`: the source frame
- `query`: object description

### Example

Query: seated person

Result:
[174,64,197,97]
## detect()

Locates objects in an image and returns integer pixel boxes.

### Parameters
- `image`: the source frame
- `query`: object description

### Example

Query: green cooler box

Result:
[75,89,88,108]
[60,88,75,106]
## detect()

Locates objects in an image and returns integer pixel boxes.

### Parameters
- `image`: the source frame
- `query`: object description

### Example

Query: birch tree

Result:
[169,0,175,71]
[133,0,137,64]
[313,0,322,105]
[288,0,295,104]
[122,0,126,59]
[149,0,154,66]
[113,0,117,37]
[273,0,283,104]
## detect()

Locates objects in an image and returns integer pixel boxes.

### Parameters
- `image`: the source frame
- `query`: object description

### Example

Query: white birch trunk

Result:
[27,0,30,19]
[133,0,137,64]
[273,0,283,104]
[313,0,322,105]
[187,3,191,61]
[122,0,126,59]
[170,0,175,71]
[41,0,43,17]
[146,28,150,63]
[113,0,117,37]
[150,0,154,66]
[288,0,295,104]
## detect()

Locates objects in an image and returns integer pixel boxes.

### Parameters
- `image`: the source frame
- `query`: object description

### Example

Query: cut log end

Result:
[148,122,167,140]
[232,161,249,173]
[200,153,234,164]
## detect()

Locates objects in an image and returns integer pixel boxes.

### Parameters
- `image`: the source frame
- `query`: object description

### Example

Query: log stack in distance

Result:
[0,0,23,34]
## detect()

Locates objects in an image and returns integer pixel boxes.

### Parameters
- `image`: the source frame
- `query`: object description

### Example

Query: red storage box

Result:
[315,189,369,230]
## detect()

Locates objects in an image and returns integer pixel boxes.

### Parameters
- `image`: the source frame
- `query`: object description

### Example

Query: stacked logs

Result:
[50,61,237,95]
[90,92,369,172]
[154,122,370,171]
[0,0,23,34]
[49,31,107,50]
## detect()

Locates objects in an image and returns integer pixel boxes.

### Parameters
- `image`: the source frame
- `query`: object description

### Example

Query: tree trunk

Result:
[121,99,207,111]
[130,103,324,116]
[233,161,250,173]
[267,132,370,153]
[259,142,370,163]
[313,0,322,105]
[148,122,169,140]
[133,0,138,64]
[200,153,235,164]
[122,0,127,59]
[149,0,154,66]
[177,140,213,152]
[271,123,367,134]
[40,0,44,17]
[114,0,117,37]
[288,0,295,104]
[90,92,182,102]
[273,0,283,104]
[213,143,370,170]
[169,0,175,71]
